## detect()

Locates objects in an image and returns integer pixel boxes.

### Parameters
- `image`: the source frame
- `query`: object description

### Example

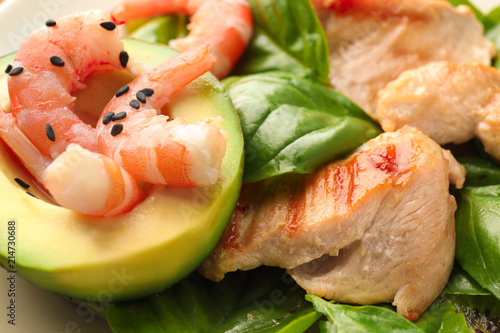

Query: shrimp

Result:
[96,44,228,187]
[4,10,225,215]
[112,0,253,78]
[0,109,144,216]
[2,10,145,216]
[7,10,128,159]
[0,109,51,181]
[43,144,145,217]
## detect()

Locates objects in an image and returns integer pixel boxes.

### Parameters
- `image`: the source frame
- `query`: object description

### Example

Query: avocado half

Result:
[0,39,243,302]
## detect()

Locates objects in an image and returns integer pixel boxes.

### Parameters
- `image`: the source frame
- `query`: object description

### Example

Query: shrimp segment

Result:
[0,110,144,216]
[0,109,144,217]
[8,10,128,158]
[97,44,228,186]
[112,0,253,78]
[0,109,51,181]
[43,144,145,217]
[2,10,146,216]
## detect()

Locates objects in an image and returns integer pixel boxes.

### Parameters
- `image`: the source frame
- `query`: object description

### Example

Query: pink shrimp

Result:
[0,109,144,216]
[8,10,128,159]
[112,0,253,78]
[42,143,145,216]
[96,44,228,187]
[0,109,51,181]
[2,10,145,216]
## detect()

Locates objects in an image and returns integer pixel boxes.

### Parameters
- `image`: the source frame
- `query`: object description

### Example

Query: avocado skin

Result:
[0,39,244,302]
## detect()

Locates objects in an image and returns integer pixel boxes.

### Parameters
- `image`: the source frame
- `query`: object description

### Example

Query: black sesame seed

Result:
[485,308,491,317]
[136,91,147,103]
[9,67,23,76]
[129,99,140,109]
[102,112,115,125]
[100,21,116,31]
[14,178,30,189]
[45,123,55,141]
[4,64,12,74]
[139,88,154,97]
[111,111,127,121]
[119,51,129,68]
[50,56,65,67]
[26,191,37,199]
[45,19,56,27]
[111,123,124,136]
[115,85,129,98]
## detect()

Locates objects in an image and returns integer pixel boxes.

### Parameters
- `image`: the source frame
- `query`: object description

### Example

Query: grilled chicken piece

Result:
[199,126,465,320]
[313,0,495,119]
[378,61,500,162]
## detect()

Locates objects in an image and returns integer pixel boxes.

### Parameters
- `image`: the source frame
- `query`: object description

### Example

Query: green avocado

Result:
[0,38,243,302]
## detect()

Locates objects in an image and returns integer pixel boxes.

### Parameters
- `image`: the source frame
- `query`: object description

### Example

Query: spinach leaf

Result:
[457,156,500,188]
[451,158,500,332]
[485,10,500,68]
[306,295,422,333]
[414,297,472,333]
[446,294,500,332]
[488,5,500,24]
[444,265,491,295]
[226,72,381,183]
[307,294,471,333]
[129,15,189,45]
[455,185,500,300]
[107,267,321,333]
[231,0,329,83]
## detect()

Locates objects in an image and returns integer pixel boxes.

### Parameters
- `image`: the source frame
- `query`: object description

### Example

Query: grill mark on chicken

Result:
[200,126,465,321]
[285,181,307,234]
[286,144,409,235]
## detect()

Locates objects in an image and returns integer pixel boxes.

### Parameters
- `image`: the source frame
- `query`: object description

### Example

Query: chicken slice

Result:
[199,126,465,320]
[313,0,496,119]
[378,61,500,162]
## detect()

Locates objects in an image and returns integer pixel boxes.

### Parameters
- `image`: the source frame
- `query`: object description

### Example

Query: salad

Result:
[1,0,500,332]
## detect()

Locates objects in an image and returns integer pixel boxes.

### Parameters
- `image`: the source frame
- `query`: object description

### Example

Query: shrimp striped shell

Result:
[0,109,144,217]
[1,10,145,216]
[96,44,228,186]
[112,0,253,78]
[8,10,128,159]
[43,144,145,217]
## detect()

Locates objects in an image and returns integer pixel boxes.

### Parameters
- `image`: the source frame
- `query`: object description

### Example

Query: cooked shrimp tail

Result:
[43,144,145,217]
[97,44,228,186]
[112,0,253,78]
[0,109,51,180]
[0,109,144,217]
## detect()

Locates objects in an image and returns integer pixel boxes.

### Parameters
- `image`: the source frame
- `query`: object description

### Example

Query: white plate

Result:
[0,0,499,332]
[477,0,500,12]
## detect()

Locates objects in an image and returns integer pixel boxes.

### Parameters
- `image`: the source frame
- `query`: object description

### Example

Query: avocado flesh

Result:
[0,38,244,301]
